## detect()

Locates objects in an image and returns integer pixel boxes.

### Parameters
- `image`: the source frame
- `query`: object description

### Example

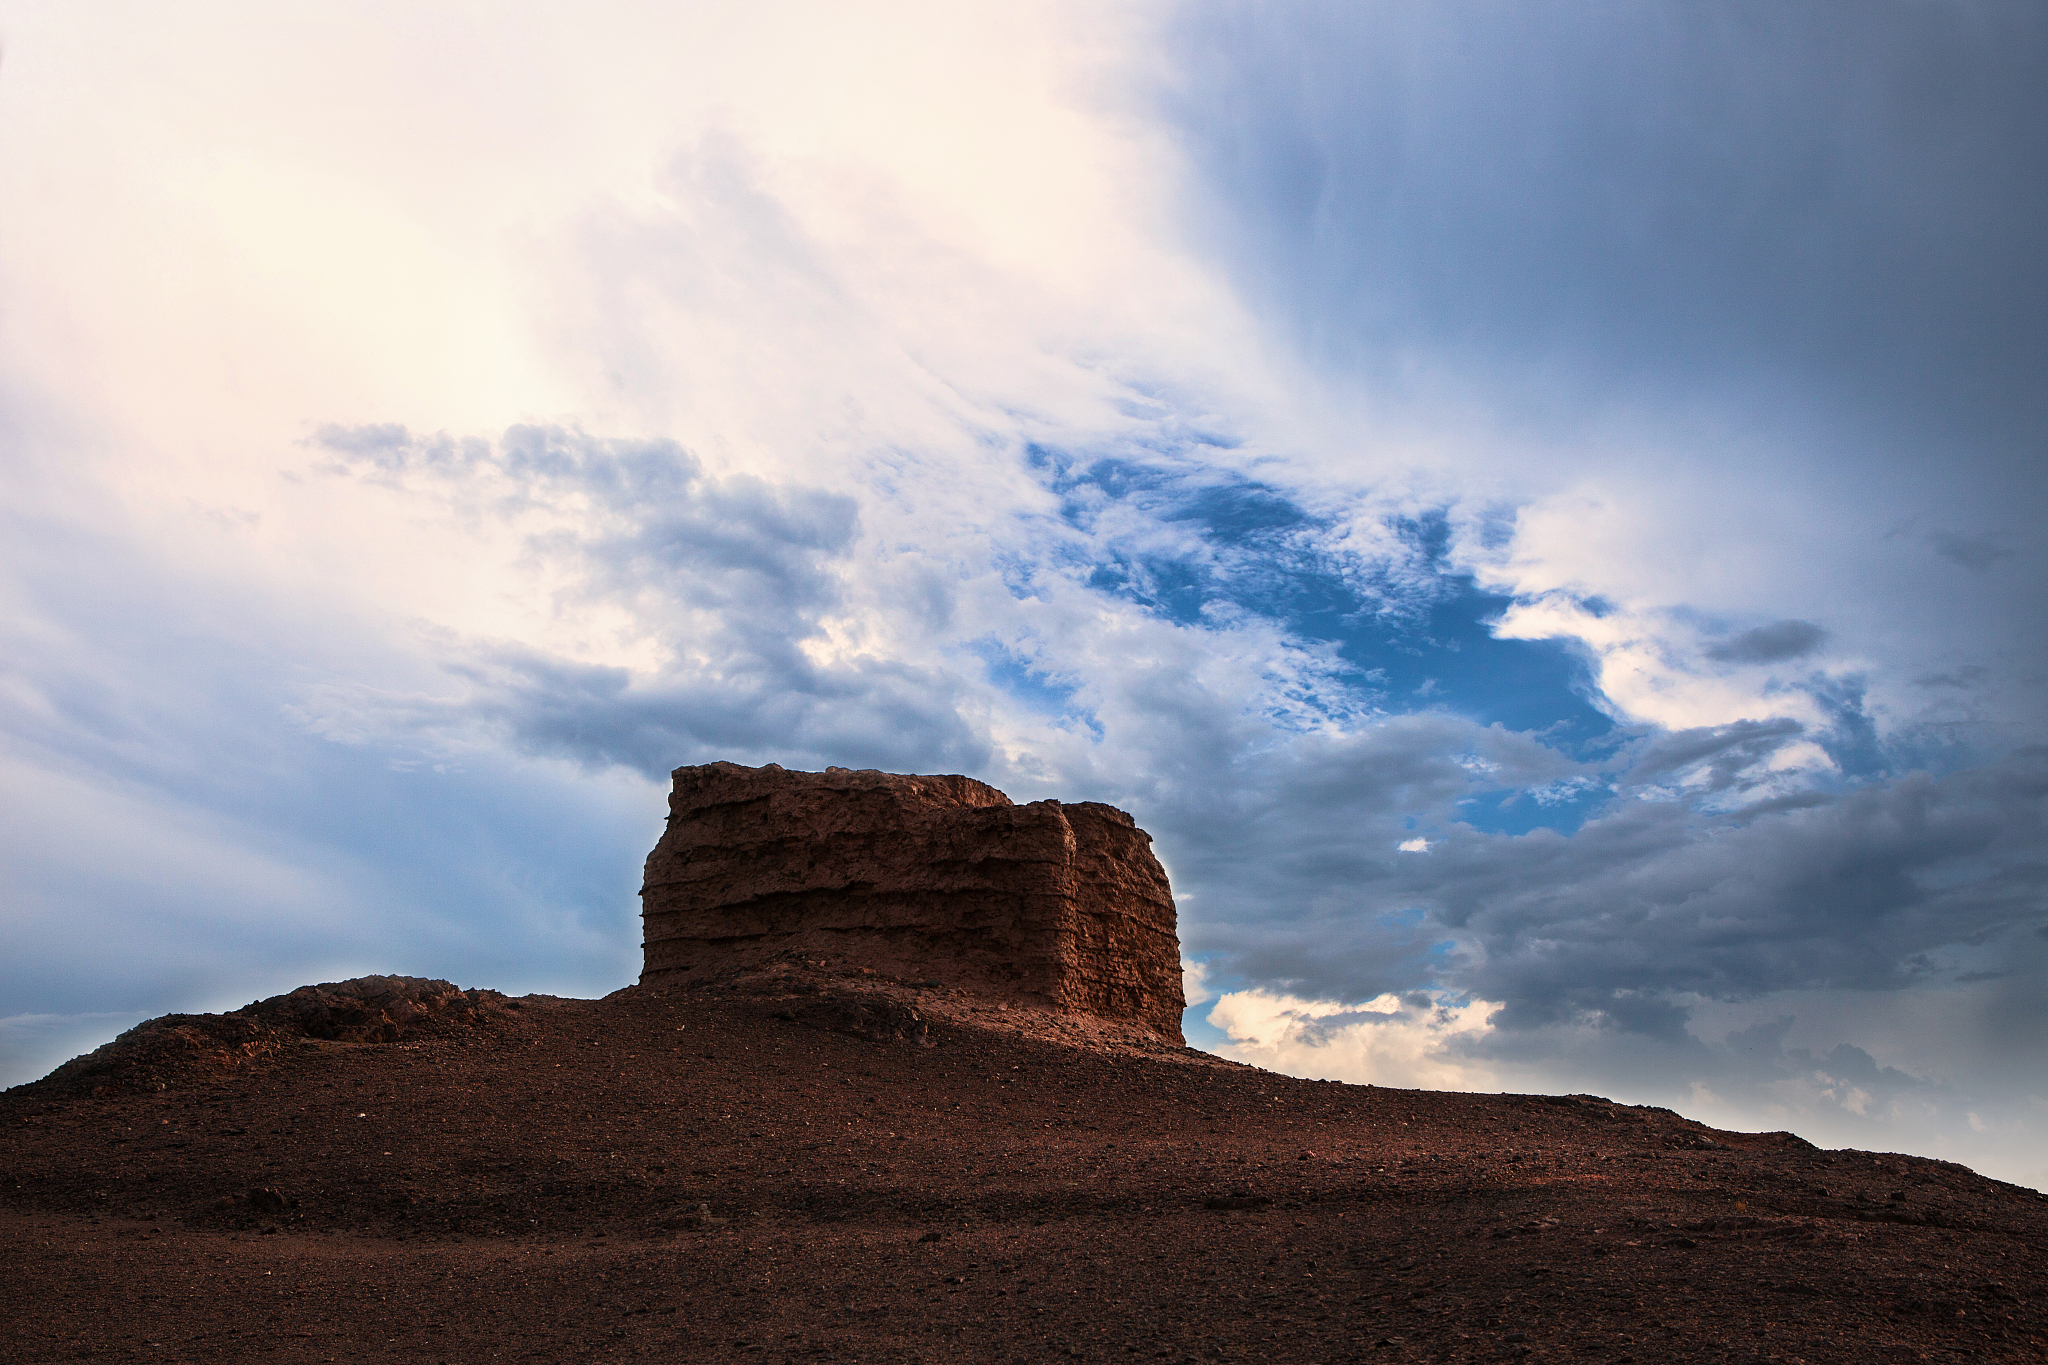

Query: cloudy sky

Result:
[3,3,2044,1187]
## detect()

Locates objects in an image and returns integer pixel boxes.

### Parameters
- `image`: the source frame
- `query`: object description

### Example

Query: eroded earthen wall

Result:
[639,762,1185,1039]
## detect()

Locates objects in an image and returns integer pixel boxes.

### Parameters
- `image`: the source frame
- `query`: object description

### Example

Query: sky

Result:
[2,2,2044,1188]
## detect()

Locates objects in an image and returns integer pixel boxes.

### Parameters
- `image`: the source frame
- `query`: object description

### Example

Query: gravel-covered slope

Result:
[5,970,2045,1363]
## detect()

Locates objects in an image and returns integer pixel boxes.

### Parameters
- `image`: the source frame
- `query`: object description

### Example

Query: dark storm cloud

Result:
[1618,717,1806,791]
[1702,621,1827,665]
[1159,1,2048,476]
[1153,714,1595,997]
[1167,723,2048,1033]
[1430,751,2048,1026]
[312,425,987,779]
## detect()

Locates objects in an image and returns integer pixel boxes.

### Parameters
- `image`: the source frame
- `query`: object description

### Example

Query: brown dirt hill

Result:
[641,762,1186,1039]
[5,965,2046,1364]
[26,976,518,1100]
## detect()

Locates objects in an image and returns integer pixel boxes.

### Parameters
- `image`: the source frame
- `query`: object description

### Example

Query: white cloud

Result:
[1206,988,1502,1090]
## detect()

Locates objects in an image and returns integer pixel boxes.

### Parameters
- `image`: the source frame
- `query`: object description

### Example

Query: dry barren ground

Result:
[5,968,2045,1364]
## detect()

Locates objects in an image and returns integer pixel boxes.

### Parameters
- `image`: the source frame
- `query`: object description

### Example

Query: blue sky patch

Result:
[969,639,1090,727]
[1030,448,1613,753]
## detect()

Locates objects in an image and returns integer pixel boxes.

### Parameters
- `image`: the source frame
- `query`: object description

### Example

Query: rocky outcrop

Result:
[238,976,512,1043]
[22,977,517,1097]
[640,763,1186,1041]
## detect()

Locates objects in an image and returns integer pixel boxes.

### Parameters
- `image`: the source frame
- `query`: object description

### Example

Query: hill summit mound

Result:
[9,980,2047,1363]
[639,762,1186,1041]
[26,976,517,1097]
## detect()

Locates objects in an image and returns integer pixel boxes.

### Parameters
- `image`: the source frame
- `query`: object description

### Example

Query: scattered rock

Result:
[246,1186,291,1215]
[31,1013,293,1097]
[672,1203,728,1230]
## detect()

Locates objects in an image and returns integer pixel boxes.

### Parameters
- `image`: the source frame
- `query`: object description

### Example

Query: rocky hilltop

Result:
[7,978,2046,1363]
[8,760,2047,1362]
[640,763,1186,1041]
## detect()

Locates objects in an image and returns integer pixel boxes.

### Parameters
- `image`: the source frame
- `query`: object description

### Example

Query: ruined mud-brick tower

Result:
[639,762,1186,1041]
